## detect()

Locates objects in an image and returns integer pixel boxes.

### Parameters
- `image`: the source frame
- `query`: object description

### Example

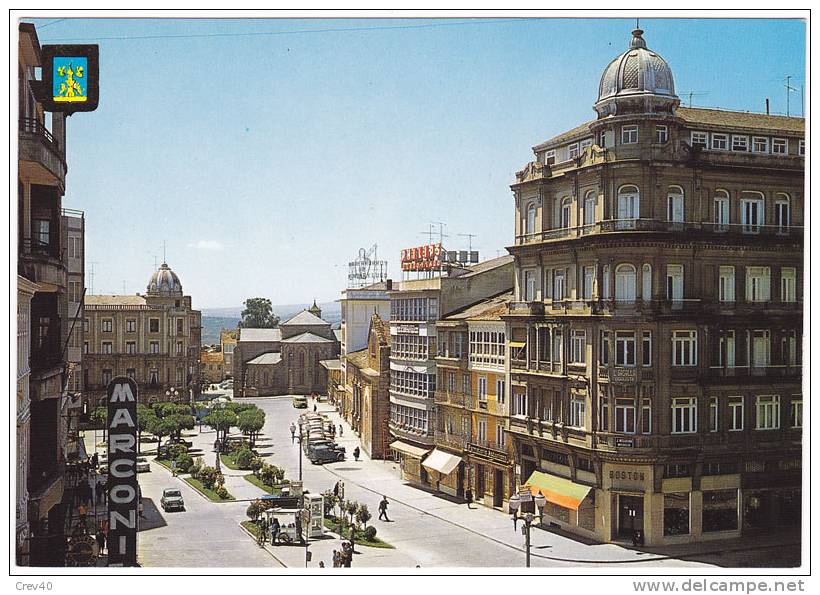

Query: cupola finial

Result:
[630,27,647,49]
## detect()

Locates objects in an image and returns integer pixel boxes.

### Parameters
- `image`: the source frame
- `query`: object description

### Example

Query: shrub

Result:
[175,453,194,473]
[246,500,265,521]
[249,457,263,474]
[363,526,377,541]
[356,504,372,528]
[189,458,204,479]
[235,448,254,469]
[166,443,187,461]
[215,485,230,500]
[258,463,281,487]
[199,465,219,489]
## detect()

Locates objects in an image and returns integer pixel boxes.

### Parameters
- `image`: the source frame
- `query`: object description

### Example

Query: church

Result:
[233,301,341,397]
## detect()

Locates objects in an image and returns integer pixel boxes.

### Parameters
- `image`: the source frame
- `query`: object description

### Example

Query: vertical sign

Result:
[107,377,139,566]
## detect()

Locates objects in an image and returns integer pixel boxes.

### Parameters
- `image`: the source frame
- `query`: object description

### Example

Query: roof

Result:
[371,315,390,345]
[533,119,596,151]
[239,328,282,343]
[445,291,514,322]
[344,348,369,369]
[676,107,804,135]
[85,295,147,306]
[333,329,343,343]
[281,309,328,326]
[319,358,341,370]
[247,352,282,365]
[280,331,333,344]
[201,351,224,364]
[458,254,514,278]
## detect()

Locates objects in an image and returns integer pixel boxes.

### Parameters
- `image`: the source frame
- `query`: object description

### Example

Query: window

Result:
[782,330,798,367]
[176,341,184,355]
[664,493,691,536]
[69,281,82,303]
[496,423,505,447]
[545,150,556,165]
[709,397,719,432]
[176,318,184,335]
[615,398,635,433]
[600,331,610,366]
[126,319,136,333]
[641,399,652,434]
[126,368,136,380]
[740,193,764,233]
[672,330,697,366]
[751,330,770,369]
[781,267,796,302]
[496,378,505,404]
[666,264,684,301]
[671,397,697,433]
[731,135,749,152]
[33,219,50,247]
[68,235,82,259]
[560,197,572,228]
[468,330,505,368]
[621,125,638,144]
[526,204,536,236]
[602,265,610,299]
[446,372,455,393]
[711,133,728,150]
[752,136,769,153]
[642,264,652,301]
[149,368,159,385]
[477,376,488,401]
[83,318,89,332]
[149,318,160,333]
[462,373,471,394]
[568,143,579,159]
[83,341,89,354]
[728,396,744,431]
[102,319,113,333]
[102,369,112,387]
[691,131,708,149]
[512,388,527,417]
[599,394,609,431]
[523,269,536,302]
[553,269,565,301]
[714,190,730,230]
[150,341,159,354]
[617,185,639,223]
[771,138,788,155]
[615,331,636,367]
[569,396,586,428]
[615,263,636,302]
[746,266,771,302]
[719,331,736,368]
[667,187,684,223]
[583,191,596,226]
[719,266,735,302]
[102,341,113,354]
[775,196,790,232]
[798,139,805,156]
[755,395,780,430]
[579,138,593,152]
[583,266,595,300]
[552,329,563,363]
[702,490,738,532]
[176,368,183,383]
[126,341,136,354]
[571,330,586,364]
[790,398,802,428]
[641,331,652,366]
[655,125,668,144]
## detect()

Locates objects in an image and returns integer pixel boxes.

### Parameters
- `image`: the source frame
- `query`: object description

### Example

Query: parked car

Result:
[306,442,345,464]
[136,457,150,472]
[292,395,308,408]
[161,488,185,512]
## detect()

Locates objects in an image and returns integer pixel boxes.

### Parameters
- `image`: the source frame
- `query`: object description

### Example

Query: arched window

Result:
[667,186,685,223]
[560,197,572,229]
[775,193,790,232]
[617,185,640,227]
[298,350,305,368]
[584,191,597,226]
[740,191,765,233]
[615,264,637,302]
[602,265,611,299]
[642,264,652,301]
[526,203,536,237]
[714,189,730,230]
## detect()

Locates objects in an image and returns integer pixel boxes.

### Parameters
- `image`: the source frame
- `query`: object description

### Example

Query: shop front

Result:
[523,471,596,536]
[389,440,430,486]
[422,448,463,497]
[465,442,513,509]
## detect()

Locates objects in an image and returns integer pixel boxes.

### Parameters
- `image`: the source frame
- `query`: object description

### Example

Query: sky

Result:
[27,16,806,308]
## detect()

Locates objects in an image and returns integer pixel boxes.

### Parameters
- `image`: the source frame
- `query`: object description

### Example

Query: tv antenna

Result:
[784,76,798,116]
[431,221,448,245]
[419,223,435,244]
[89,261,99,295]
[458,233,478,252]
[682,91,708,108]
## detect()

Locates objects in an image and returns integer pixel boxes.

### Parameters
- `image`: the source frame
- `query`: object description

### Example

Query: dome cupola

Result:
[594,28,679,118]
[147,262,183,296]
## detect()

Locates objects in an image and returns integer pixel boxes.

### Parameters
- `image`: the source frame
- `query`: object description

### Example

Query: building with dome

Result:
[83,261,202,406]
[503,28,803,546]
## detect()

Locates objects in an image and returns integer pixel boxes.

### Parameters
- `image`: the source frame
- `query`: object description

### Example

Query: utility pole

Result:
[784,76,798,117]
[88,261,99,295]
[458,232,477,252]
[430,221,448,246]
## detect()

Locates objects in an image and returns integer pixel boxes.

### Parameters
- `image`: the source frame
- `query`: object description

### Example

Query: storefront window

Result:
[702,489,738,532]
[663,492,690,535]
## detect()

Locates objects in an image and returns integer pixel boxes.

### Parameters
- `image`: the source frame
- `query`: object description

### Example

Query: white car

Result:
[136,457,150,472]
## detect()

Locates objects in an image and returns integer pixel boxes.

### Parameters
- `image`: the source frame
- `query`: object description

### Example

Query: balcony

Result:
[437,433,468,451]
[434,390,466,407]
[507,301,544,317]
[705,365,802,384]
[18,118,67,186]
[389,421,435,445]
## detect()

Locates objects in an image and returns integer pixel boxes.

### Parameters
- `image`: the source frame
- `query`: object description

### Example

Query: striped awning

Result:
[524,470,592,511]
[389,440,430,459]
[422,448,462,475]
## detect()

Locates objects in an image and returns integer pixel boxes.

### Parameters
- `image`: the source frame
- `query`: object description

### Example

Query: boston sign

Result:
[106,377,139,566]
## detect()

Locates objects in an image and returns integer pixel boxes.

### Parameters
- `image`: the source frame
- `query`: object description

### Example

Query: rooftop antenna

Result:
[419,223,435,244]
[150,253,158,270]
[431,221,448,245]
[89,261,99,295]
[784,76,798,117]
[122,280,127,295]
[682,91,708,108]
[458,232,478,252]
[162,240,167,264]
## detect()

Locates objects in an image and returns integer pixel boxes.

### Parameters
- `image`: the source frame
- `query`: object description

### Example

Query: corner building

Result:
[505,29,803,546]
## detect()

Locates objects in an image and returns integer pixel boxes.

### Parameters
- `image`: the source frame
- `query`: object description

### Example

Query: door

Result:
[618,495,644,537]
[493,469,504,508]
[475,464,485,500]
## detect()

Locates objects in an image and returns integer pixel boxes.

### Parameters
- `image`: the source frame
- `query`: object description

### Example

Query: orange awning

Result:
[524,471,592,511]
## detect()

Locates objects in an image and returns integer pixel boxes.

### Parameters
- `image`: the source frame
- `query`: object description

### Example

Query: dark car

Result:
[161,488,185,512]
[306,443,345,464]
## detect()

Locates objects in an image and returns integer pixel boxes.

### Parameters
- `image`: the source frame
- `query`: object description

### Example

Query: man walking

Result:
[353,446,360,462]
[465,488,473,509]
[290,422,297,444]
[378,496,390,521]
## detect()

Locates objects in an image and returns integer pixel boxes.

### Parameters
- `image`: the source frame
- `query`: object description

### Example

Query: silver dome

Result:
[147,262,182,296]
[595,29,677,112]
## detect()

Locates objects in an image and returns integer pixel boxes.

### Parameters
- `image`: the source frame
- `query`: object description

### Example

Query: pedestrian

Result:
[319,561,325,568]
[465,488,473,509]
[91,452,99,469]
[378,496,390,521]
[290,422,296,444]
[353,446,360,462]
[313,403,317,413]
[333,481,340,498]
[332,549,340,567]
[339,424,344,437]
[171,459,177,477]
[95,530,106,555]
[78,503,88,530]
[270,517,280,546]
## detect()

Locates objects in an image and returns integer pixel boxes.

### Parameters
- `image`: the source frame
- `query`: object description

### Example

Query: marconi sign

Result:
[106,377,139,566]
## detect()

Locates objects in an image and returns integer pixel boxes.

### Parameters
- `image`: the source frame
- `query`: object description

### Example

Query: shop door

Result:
[475,464,485,499]
[493,469,504,508]
[457,463,465,497]
[618,495,644,537]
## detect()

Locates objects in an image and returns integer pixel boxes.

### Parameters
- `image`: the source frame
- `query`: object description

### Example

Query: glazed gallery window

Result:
[614,398,635,434]
[671,330,697,366]
[746,266,771,302]
[617,186,640,222]
[390,370,436,399]
[728,396,744,431]
[615,264,636,302]
[621,125,638,144]
[512,388,527,417]
[714,190,730,230]
[690,131,708,149]
[702,490,739,532]
[615,331,636,367]
[469,330,506,368]
[671,397,697,434]
[711,133,728,150]
[741,194,764,233]
[755,395,780,430]
[664,493,690,536]
[570,330,586,364]
[719,266,735,302]
[655,125,668,144]
[149,318,160,333]
[667,187,684,223]
[393,334,430,360]
[569,396,586,428]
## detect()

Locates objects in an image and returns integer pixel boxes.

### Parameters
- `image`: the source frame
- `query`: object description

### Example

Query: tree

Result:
[237,408,265,447]
[91,407,108,440]
[203,409,237,446]
[146,416,176,455]
[239,298,280,328]
[356,504,372,529]
[136,404,156,453]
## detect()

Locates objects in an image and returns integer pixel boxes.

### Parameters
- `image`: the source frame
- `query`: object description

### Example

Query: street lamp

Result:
[165,387,180,402]
[508,491,546,567]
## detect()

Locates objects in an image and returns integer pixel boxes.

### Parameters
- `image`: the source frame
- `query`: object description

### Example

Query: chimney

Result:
[766,98,770,115]
[386,279,393,291]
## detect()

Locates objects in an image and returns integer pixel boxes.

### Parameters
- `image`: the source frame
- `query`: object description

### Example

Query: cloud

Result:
[187,240,224,251]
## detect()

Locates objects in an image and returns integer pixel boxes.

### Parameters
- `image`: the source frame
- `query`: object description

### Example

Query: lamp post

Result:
[508,491,546,567]
[165,387,180,403]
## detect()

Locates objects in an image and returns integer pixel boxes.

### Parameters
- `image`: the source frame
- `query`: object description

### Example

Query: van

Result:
[292,395,308,409]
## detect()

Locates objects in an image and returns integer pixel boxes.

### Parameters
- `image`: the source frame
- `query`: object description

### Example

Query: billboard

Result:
[401,243,442,271]
[106,377,139,566]
[39,45,100,113]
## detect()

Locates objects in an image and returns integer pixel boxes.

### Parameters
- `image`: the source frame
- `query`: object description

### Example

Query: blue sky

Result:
[29,17,806,308]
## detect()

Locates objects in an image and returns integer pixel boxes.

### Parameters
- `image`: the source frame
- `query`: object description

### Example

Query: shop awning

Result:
[422,448,462,475]
[389,440,430,459]
[508,341,526,348]
[524,471,592,511]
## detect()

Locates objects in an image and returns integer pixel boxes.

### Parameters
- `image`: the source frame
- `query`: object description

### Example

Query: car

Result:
[306,442,345,464]
[161,488,185,512]
[136,457,150,473]
[292,395,308,408]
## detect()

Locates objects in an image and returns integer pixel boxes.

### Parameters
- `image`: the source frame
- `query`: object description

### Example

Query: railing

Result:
[707,365,802,379]
[437,433,468,450]
[507,301,544,316]
[19,118,60,149]
[20,237,62,260]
